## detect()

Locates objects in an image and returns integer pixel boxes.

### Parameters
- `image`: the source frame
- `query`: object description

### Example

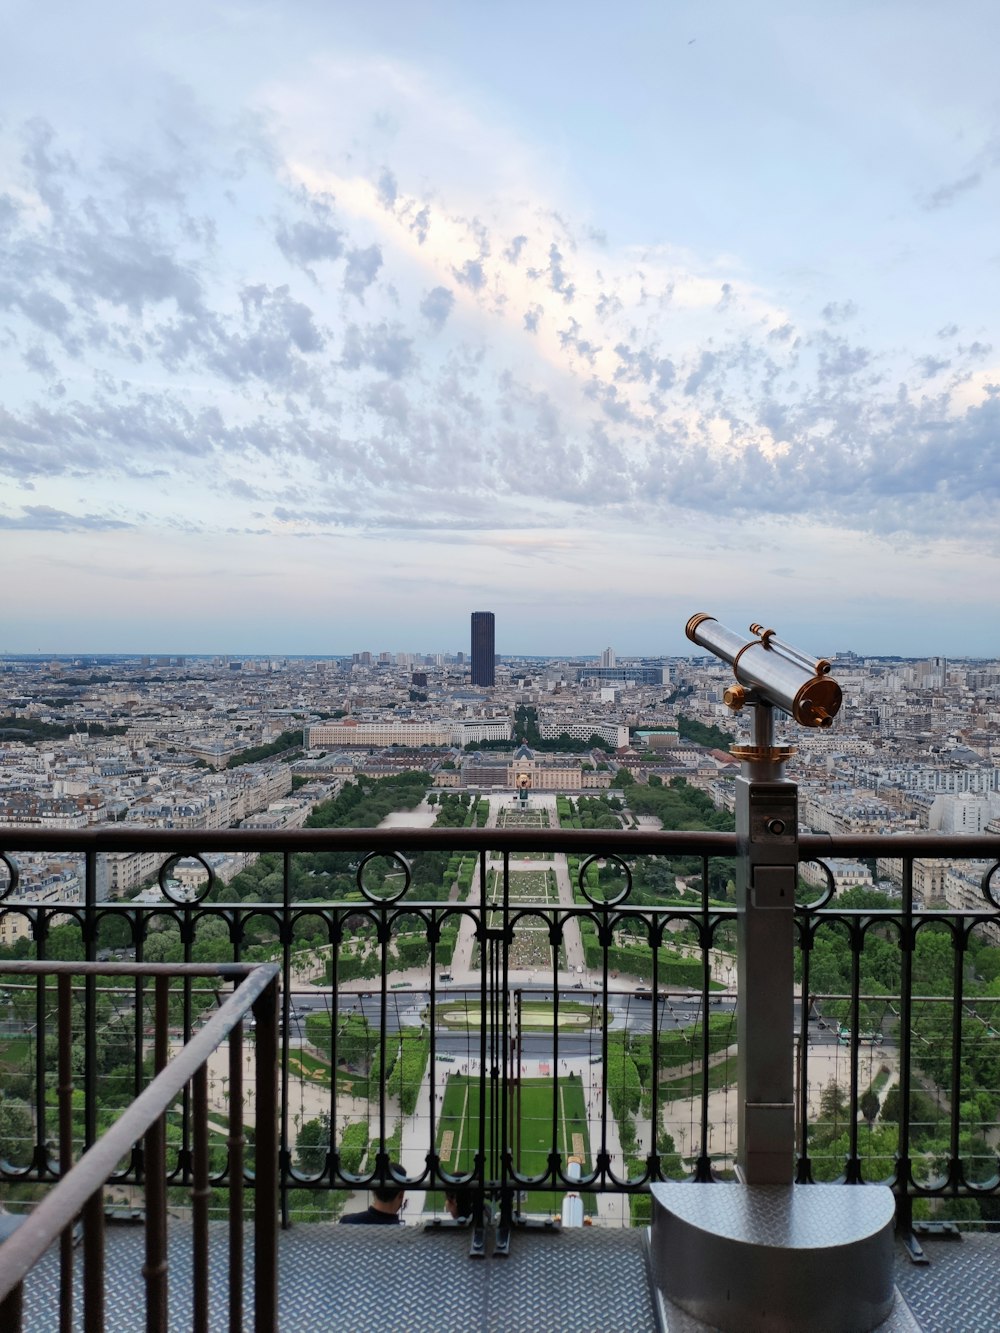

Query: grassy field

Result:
[660,1052,739,1101]
[0,1035,32,1069]
[436,1072,595,1214]
[286,1046,368,1097]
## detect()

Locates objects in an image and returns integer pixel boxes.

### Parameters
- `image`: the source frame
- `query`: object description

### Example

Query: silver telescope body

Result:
[685,613,842,728]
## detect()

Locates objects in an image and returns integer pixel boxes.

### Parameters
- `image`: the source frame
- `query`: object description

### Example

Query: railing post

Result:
[253,974,279,1332]
[57,973,74,1333]
[228,1020,246,1333]
[144,974,170,1333]
[733,702,798,1184]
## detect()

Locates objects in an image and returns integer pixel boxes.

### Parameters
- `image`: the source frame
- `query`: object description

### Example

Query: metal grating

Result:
[16,1220,1000,1332]
[892,1234,1000,1333]
[19,1220,658,1333]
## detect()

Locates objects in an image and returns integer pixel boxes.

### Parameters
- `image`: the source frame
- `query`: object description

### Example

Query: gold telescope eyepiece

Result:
[685,614,842,729]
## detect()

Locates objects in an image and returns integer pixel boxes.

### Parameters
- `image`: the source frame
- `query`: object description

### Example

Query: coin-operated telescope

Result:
[684,615,843,1184]
[685,614,842,782]
[685,613,841,728]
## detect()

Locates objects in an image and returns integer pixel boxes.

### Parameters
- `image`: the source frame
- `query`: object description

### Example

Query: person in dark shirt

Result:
[340,1166,406,1225]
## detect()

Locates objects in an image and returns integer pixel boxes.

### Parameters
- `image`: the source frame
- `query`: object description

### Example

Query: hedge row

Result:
[580,936,704,988]
[371,1030,430,1116]
[340,1120,369,1175]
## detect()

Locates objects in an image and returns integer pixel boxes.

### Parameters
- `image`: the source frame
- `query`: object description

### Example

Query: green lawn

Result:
[660,1052,738,1101]
[0,1035,32,1069]
[436,1072,596,1214]
[286,1046,368,1097]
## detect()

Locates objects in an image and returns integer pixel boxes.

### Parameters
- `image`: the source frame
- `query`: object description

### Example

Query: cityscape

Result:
[2,609,1000,1326]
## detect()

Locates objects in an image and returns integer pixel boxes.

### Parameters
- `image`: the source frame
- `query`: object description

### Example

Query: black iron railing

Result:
[0,826,999,1239]
[0,960,279,1331]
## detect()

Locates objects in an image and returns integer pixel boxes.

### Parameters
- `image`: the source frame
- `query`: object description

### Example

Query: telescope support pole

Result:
[734,701,797,1184]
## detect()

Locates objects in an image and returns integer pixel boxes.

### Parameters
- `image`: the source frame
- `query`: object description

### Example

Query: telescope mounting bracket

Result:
[728,690,795,782]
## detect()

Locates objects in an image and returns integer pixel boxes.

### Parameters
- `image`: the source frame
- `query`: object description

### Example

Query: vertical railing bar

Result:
[896,859,916,1227]
[700,856,712,1172]
[489,852,501,1200]
[490,853,504,1226]
[57,973,74,1333]
[428,906,439,1195]
[649,891,661,1186]
[82,1188,106,1332]
[280,850,292,1229]
[253,976,279,1333]
[181,893,194,1191]
[228,1018,245,1333]
[500,848,511,1207]
[551,882,560,1186]
[192,1062,210,1333]
[512,989,521,1190]
[599,881,611,1190]
[34,912,50,1174]
[143,973,170,1333]
[0,1282,23,1331]
[845,920,862,1178]
[690,858,712,1182]
[327,911,339,1189]
[133,906,146,1181]
[795,923,813,1184]
[84,851,98,1151]
[949,922,966,1182]
[378,903,390,1165]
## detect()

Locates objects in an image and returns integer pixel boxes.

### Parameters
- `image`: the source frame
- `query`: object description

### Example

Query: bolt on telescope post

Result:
[685,615,842,1184]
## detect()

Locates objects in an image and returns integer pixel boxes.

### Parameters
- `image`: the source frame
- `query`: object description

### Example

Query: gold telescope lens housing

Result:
[685,613,843,729]
[791,676,841,729]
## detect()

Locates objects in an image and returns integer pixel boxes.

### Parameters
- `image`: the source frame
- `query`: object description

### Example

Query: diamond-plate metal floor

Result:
[17,1221,1000,1331]
[892,1233,1000,1333]
[20,1220,659,1333]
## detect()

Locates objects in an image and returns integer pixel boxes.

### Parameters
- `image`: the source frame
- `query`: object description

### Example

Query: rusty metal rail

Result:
[0,962,279,1333]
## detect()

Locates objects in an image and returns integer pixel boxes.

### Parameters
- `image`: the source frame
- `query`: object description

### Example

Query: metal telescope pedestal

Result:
[647,701,904,1332]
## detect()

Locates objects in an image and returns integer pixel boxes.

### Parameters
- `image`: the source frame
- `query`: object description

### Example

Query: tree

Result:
[0,1096,34,1166]
[295,1115,330,1174]
[676,715,734,749]
[818,1081,848,1136]
[611,769,635,789]
[859,1089,880,1127]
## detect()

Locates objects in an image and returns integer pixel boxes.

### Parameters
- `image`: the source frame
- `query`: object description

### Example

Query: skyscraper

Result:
[470,611,495,687]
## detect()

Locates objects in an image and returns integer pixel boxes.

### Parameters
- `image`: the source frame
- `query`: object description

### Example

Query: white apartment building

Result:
[537,718,629,748]
[928,793,1000,834]
[308,718,511,748]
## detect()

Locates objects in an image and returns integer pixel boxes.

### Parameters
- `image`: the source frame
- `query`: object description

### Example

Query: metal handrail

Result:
[0,962,279,1331]
[1,823,998,859]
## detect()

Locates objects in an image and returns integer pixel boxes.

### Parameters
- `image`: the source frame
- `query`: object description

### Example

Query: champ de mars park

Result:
[170,777,893,1227]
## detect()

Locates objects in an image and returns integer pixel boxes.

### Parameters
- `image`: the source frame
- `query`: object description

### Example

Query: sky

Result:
[1,0,999,658]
